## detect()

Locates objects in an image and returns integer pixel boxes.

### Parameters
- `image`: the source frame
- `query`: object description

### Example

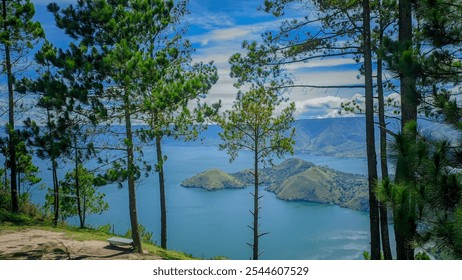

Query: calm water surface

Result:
[29,143,382,260]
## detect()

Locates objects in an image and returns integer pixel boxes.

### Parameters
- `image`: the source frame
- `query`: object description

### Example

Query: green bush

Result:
[415,252,431,260]
[125,224,155,245]
[97,224,112,234]
[0,189,12,212]
[0,189,48,225]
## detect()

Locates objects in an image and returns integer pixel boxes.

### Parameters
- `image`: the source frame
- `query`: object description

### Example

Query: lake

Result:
[27,142,389,260]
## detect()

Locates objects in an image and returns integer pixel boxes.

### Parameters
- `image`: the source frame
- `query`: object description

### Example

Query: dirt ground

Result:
[0,229,163,260]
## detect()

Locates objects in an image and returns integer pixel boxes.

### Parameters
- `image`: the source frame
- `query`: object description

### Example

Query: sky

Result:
[26,0,371,120]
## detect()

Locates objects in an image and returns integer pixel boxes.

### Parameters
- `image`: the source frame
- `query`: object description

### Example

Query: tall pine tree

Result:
[1,0,43,213]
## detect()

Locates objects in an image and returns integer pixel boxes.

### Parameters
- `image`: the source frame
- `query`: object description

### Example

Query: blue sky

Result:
[27,0,377,120]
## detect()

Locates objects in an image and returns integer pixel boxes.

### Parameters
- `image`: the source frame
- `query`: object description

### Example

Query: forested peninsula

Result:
[181,158,369,211]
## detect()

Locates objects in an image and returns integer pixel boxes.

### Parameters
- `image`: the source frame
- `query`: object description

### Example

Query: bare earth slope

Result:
[0,228,162,260]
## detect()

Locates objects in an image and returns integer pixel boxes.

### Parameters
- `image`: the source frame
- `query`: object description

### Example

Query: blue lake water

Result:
[27,142,389,260]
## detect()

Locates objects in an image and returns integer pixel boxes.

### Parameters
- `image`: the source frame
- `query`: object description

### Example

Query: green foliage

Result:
[217,84,295,260]
[16,141,41,194]
[0,188,10,212]
[125,224,154,245]
[415,252,431,260]
[229,41,288,89]
[376,121,462,259]
[1,0,45,214]
[96,224,112,234]
[45,165,108,227]
[48,0,189,252]
[0,0,44,48]
[363,250,386,260]
[0,167,5,191]
[217,87,296,164]
[0,189,47,225]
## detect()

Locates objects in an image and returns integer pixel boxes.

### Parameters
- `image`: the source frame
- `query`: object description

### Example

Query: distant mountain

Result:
[192,117,457,159]
[193,118,370,158]
[292,118,368,158]
[180,158,369,212]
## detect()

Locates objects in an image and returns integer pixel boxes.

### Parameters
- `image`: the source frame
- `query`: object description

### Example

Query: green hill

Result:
[181,158,369,211]
[274,167,341,204]
[180,169,245,190]
[266,165,369,211]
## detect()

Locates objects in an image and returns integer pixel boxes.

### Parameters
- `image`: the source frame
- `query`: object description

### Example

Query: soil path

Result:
[0,229,162,260]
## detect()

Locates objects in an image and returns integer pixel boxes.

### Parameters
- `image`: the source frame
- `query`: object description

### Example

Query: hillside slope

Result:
[181,169,245,190]
[181,158,369,211]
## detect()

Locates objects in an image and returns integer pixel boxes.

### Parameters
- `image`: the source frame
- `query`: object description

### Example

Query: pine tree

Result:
[249,0,397,259]
[1,0,43,213]
[53,165,108,228]
[140,52,219,249]
[377,121,462,259]
[217,87,295,260]
[49,0,195,253]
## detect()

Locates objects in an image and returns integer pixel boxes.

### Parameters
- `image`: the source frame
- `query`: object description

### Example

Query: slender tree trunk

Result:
[156,136,167,249]
[252,146,259,260]
[2,0,19,213]
[124,92,143,254]
[74,136,83,228]
[377,57,393,260]
[52,157,59,225]
[17,171,21,197]
[3,159,7,189]
[82,186,87,227]
[377,6,393,257]
[363,0,381,260]
[46,108,60,226]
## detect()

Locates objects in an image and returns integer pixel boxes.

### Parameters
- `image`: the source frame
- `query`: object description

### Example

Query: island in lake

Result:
[181,158,369,212]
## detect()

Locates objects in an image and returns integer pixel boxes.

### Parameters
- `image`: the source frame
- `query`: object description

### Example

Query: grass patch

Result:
[0,209,36,225]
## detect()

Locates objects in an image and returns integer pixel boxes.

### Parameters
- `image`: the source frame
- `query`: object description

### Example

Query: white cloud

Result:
[199,28,251,46]
[285,58,358,71]
[296,96,350,110]
[294,96,349,118]
[292,93,367,119]
[186,14,235,29]
[188,18,287,47]
[293,70,364,87]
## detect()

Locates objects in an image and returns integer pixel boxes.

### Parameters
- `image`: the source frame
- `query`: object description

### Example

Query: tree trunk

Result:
[377,56,393,260]
[252,145,259,260]
[46,108,60,226]
[363,0,381,260]
[399,0,417,127]
[52,157,59,225]
[2,0,19,213]
[124,92,143,254]
[17,171,21,197]
[377,6,393,257]
[3,159,7,189]
[74,136,83,228]
[156,136,167,249]
[82,194,86,227]
[395,0,417,260]
[394,215,405,259]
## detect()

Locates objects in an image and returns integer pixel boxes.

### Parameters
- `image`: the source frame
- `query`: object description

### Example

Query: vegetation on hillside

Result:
[182,158,369,211]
